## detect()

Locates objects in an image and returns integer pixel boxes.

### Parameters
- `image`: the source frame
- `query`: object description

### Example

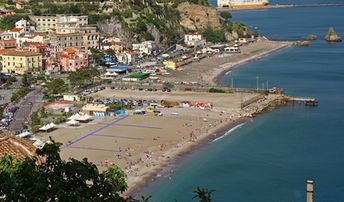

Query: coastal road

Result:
[9,86,44,132]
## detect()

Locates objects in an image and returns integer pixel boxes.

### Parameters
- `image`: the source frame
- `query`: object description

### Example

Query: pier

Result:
[217,3,344,11]
[286,97,318,106]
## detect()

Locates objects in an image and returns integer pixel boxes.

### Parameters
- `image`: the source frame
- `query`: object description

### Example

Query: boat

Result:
[217,0,269,8]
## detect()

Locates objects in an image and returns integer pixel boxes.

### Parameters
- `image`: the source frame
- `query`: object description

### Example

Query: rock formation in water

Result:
[306,35,318,40]
[325,27,342,42]
[294,41,311,46]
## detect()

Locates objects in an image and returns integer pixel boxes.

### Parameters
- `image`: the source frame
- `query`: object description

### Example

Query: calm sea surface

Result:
[140,1,344,201]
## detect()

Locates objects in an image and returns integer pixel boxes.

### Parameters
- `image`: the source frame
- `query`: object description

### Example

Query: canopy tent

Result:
[104,71,118,76]
[39,123,56,132]
[68,113,92,122]
[66,119,80,126]
[33,139,44,148]
[17,131,32,138]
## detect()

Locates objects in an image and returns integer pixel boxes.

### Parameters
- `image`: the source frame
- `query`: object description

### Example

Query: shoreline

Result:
[163,39,293,86]
[126,93,287,196]
[126,116,249,196]
[211,41,292,86]
[125,40,292,197]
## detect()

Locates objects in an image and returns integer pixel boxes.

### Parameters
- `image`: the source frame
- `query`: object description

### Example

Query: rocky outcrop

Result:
[306,35,318,40]
[97,17,133,48]
[325,27,342,42]
[177,2,222,31]
[294,41,311,46]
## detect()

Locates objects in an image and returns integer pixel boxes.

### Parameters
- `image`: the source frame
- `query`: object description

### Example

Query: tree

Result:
[21,73,30,87]
[68,67,100,87]
[46,78,67,95]
[0,139,131,201]
[192,187,215,202]
[220,11,232,20]
[202,27,226,43]
[0,15,29,30]
[163,82,174,89]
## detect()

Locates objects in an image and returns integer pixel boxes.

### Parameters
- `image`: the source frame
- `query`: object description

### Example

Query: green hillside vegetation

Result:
[0,0,252,46]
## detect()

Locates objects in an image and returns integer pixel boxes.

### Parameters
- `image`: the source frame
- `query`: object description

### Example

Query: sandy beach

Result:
[164,39,292,86]
[36,38,290,196]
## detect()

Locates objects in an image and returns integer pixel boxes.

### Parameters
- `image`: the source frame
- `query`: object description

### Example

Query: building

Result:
[60,47,88,72]
[0,31,13,40]
[30,14,88,32]
[49,31,84,52]
[16,33,49,47]
[22,42,50,70]
[184,33,206,47]
[8,28,24,39]
[117,51,135,65]
[0,39,16,49]
[15,2,25,10]
[82,104,109,117]
[79,26,99,49]
[0,132,37,160]
[132,41,158,56]
[15,18,33,32]
[63,94,80,102]
[1,50,42,75]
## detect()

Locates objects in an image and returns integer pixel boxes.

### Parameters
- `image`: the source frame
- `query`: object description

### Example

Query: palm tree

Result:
[192,187,215,202]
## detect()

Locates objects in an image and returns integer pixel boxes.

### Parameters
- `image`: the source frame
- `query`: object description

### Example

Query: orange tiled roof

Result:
[23,41,46,48]
[64,47,79,54]
[10,28,23,32]
[3,50,41,56]
[0,132,37,160]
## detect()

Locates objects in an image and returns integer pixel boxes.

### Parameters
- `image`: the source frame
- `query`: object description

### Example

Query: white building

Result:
[16,33,49,47]
[30,14,88,32]
[117,51,136,65]
[184,33,206,47]
[15,18,33,32]
[8,28,24,39]
[132,41,157,56]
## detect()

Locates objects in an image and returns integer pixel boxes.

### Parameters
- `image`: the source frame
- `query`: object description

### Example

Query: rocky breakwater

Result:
[325,27,342,42]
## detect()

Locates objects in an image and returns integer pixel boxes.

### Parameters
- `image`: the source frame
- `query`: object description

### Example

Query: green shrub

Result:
[209,88,226,93]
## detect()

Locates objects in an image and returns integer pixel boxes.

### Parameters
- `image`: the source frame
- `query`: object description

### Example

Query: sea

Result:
[138,1,344,201]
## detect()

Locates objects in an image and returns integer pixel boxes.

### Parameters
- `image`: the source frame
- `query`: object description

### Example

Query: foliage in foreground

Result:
[0,139,130,201]
[0,139,216,202]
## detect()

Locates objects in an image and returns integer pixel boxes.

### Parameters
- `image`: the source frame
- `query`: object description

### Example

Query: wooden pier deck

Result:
[217,3,344,11]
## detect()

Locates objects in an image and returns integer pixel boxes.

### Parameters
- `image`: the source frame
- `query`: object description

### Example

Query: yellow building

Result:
[1,51,42,75]
[163,61,177,70]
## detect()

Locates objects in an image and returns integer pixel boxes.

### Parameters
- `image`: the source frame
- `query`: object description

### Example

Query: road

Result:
[9,86,44,132]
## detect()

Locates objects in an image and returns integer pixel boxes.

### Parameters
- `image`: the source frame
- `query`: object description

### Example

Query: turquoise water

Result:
[139,3,344,202]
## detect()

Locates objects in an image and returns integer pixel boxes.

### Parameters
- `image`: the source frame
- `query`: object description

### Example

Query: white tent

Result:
[39,123,56,132]
[17,131,32,138]
[105,72,118,76]
[33,139,44,148]
[75,113,92,122]
[66,119,80,126]
[67,114,80,120]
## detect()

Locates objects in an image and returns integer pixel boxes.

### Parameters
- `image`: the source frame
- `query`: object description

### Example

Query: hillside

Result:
[0,0,254,46]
